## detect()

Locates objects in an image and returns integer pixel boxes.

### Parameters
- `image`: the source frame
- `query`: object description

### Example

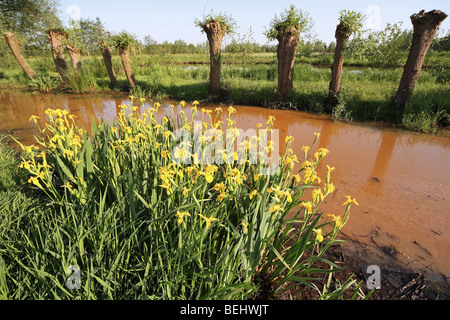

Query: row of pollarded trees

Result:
[2,29,78,82]
[48,29,137,88]
[2,27,137,89]
[3,28,90,82]
[46,28,137,88]
[197,6,447,110]
[326,9,448,109]
[3,7,448,111]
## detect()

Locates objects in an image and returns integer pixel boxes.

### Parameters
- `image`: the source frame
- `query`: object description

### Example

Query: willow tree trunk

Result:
[3,32,37,79]
[99,42,116,86]
[202,21,227,98]
[47,30,69,82]
[395,10,448,108]
[66,43,82,72]
[276,25,301,105]
[117,46,136,88]
[327,24,351,107]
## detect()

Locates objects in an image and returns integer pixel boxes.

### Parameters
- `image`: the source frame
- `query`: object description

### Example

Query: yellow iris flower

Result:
[299,201,313,214]
[199,214,218,230]
[312,188,324,203]
[249,190,260,200]
[240,222,249,234]
[314,229,324,242]
[266,115,276,126]
[213,182,226,193]
[176,211,191,226]
[269,204,283,215]
[343,195,359,206]
[61,182,73,191]
[326,183,336,195]
[327,214,342,227]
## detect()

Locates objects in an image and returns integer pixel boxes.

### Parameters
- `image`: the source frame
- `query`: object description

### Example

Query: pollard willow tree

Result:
[195,11,236,98]
[395,10,448,108]
[264,5,312,105]
[2,32,37,79]
[327,10,364,108]
[46,28,70,82]
[112,31,137,88]
[98,41,117,87]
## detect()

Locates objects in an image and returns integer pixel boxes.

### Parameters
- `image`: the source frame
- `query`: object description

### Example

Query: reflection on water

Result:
[1,89,450,280]
[362,132,398,197]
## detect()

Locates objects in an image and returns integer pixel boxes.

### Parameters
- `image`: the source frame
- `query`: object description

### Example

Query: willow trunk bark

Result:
[99,42,117,86]
[3,32,37,79]
[47,30,69,82]
[276,25,301,105]
[117,46,136,88]
[202,21,227,98]
[395,10,448,108]
[327,24,351,108]
[66,43,83,72]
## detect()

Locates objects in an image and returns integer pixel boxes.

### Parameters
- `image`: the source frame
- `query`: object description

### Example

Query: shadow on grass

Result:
[339,97,402,123]
[402,88,450,132]
[95,76,449,132]
[129,80,210,102]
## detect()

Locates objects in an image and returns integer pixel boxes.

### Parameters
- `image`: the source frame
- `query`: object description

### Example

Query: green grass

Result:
[299,51,450,69]
[0,135,21,192]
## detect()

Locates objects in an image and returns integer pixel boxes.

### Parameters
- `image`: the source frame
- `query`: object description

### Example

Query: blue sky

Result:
[59,0,450,44]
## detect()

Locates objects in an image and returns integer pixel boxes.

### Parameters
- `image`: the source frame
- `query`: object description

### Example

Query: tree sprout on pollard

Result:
[111,30,138,88]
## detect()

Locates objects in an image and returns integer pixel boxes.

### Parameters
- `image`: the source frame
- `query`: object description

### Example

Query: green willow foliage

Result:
[337,10,365,38]
[194,10,237,34]
[111,30,137,50]
[0,0,62,56]
[264,5,313,41]
[64,18,111,55]
[0,0,61,33]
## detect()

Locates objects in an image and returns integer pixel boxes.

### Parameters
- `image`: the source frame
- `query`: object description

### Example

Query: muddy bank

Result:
[340,238,450,300]
[286,242,450,300]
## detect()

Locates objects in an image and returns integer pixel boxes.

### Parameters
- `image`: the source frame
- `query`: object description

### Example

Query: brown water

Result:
[1,89,449,283]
